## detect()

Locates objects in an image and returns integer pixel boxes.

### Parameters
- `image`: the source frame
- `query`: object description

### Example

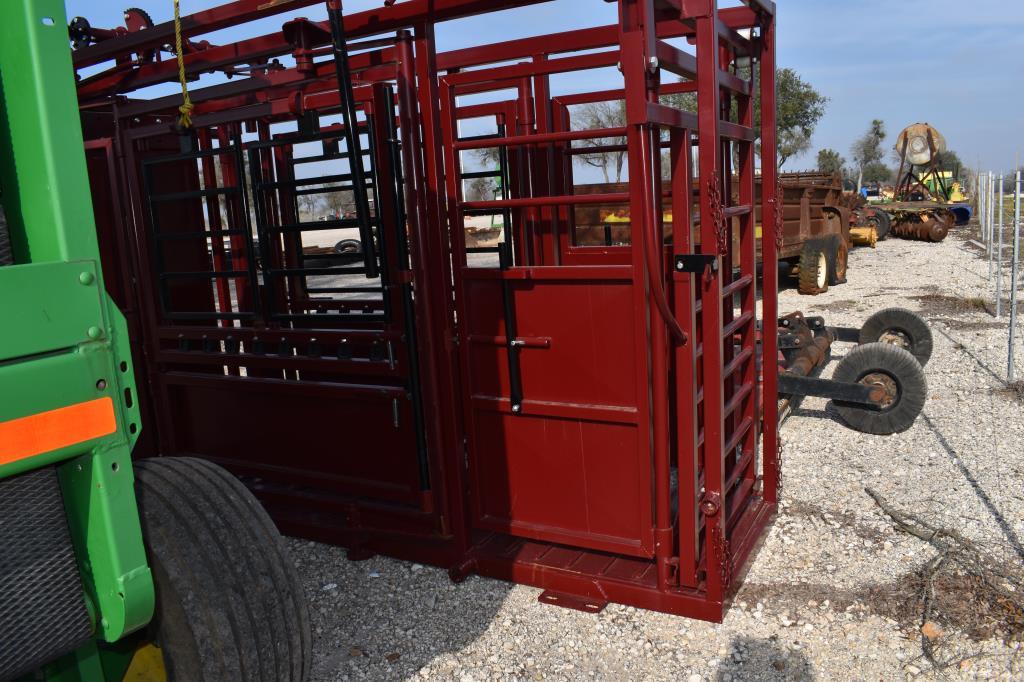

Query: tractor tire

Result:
[797,242,829,295]
[828,235,849,286]
[134,457,311,682]
[858,307,933,366]
[869,209,891,240]
[0,205,13,266]
[831,342,927,435]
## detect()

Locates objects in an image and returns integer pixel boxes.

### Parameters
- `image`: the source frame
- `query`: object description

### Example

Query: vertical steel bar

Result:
[693,0,726,605]
[997,175,1004,317]
[670,127,699,588]
[326,0,378,279]
[1010,170,1021,381]
[759,14,780,507]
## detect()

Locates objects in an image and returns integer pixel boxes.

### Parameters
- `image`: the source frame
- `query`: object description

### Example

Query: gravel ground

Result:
[289,221,1024,681]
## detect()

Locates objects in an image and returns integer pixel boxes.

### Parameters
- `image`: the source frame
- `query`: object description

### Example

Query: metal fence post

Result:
[997,175,1005,317]
[1011,170,1022,382]
[980,172,988,244]
[989,172,996,277]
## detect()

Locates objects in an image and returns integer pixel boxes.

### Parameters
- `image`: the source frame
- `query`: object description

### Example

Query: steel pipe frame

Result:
[75,0,778,621]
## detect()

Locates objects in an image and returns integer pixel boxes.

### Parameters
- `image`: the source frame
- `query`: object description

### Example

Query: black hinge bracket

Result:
[674,254,718,274]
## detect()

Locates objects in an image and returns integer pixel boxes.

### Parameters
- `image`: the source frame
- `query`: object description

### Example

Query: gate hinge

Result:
[674,254,718,275]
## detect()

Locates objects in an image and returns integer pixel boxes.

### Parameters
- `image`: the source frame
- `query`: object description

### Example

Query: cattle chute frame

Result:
[73,0,780,620]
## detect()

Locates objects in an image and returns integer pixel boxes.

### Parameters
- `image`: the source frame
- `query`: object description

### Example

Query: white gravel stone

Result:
[287,224,1023,681]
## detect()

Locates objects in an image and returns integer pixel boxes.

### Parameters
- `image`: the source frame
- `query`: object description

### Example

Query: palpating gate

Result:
[74,0,779,619]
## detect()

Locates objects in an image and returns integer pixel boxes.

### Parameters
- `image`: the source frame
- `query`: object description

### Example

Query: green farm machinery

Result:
[0,2,309,679]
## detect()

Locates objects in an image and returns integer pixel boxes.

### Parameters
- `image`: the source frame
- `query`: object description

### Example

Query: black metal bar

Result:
[828,326,861,344]
[159,270,251,279]
[461,169,503,180]
[382,83,430,491]
[327,0,378,279]
[148,186,243,203]
[155,229,248,241]
[777,373,881,409]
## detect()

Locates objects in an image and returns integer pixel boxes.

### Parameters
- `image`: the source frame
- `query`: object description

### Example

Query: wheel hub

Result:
[860,371,898,409]
[878,328,911,350]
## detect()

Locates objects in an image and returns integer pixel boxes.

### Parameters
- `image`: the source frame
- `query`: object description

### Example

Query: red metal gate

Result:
[74,0,780,620]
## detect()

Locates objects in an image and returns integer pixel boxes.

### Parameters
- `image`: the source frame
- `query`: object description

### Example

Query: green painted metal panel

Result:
[0,0,155,657]
[0,260,106,362]
[0,1,103,264]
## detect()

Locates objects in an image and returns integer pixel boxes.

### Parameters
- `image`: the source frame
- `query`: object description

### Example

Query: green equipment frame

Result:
[0,0,154,676]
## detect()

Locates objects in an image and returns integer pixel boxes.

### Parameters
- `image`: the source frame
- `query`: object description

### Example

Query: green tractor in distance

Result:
[0,2,310,680]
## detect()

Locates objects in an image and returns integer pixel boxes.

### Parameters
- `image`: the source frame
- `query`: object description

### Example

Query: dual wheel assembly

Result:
[779,307,932,435]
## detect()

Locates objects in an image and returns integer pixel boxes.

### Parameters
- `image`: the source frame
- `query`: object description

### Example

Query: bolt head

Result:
[87,326,103,340]
[79,271,95,285]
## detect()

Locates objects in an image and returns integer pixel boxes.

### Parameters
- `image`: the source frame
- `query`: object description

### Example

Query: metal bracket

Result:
[674,254,718,274]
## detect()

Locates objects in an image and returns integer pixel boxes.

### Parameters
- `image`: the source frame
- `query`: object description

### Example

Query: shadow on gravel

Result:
[919,412,1024,561]
[291,543,511,682]
[715,635,813,681]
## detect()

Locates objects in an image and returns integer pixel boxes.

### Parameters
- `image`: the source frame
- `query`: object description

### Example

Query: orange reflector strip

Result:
[0,397,117,466]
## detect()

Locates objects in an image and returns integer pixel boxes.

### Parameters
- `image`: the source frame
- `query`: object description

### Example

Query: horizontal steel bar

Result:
[721,274,753,298]
[462,192,629,211]
[454,127,627,151]
[150,187,241,203]
[159,269,249,279]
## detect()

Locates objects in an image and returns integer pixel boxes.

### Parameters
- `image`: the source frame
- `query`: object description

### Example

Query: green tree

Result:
[662,67,827,168]
[850,119,886,191]
[816,148,844,176]
[862,162,892,184]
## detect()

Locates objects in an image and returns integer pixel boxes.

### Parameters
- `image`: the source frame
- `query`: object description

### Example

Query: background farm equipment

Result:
[571,172,854,295]
[872,122,973,243]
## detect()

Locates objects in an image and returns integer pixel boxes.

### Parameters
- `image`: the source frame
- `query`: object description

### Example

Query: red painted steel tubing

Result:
[461,192,630,210]
[452,126,627,151]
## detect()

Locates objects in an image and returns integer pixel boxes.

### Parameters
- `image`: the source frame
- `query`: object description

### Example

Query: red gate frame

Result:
[75,0,780,621]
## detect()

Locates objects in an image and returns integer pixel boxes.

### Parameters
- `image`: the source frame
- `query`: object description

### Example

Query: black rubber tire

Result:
[0,205,13,266]
[869,209,891,240]
[831,342,927,435]
[334,238,362,254]
[827,235,848,286]
[134,457,311,682]
[798,241,829,295]
[858,307,933,366]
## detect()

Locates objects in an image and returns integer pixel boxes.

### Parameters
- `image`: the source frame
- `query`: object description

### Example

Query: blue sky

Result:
[66,0,1024,173]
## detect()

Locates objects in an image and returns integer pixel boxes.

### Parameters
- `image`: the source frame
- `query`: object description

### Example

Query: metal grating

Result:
[0,467,93,681]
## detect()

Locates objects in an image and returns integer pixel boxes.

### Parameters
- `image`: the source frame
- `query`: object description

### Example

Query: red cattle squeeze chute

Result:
[72,0,781,621]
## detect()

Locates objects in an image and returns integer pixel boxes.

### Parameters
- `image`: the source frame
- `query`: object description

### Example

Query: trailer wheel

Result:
[334,238,362,254]
[798,243,829,295]
[858,307,933,366]
[868,209,891,240]
[828,236,848,285]
[831,342,926,435]
[134,457,311,682]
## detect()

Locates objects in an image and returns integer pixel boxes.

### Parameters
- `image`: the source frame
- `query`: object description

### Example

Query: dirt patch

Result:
[741,566,1024,646]
[807,299,861,313]
[929,316,1006,332]
[911,293,991,317]
[996,381,1024,404]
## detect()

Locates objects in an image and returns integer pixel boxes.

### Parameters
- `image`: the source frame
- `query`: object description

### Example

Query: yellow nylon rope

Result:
[173,0,193,128]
